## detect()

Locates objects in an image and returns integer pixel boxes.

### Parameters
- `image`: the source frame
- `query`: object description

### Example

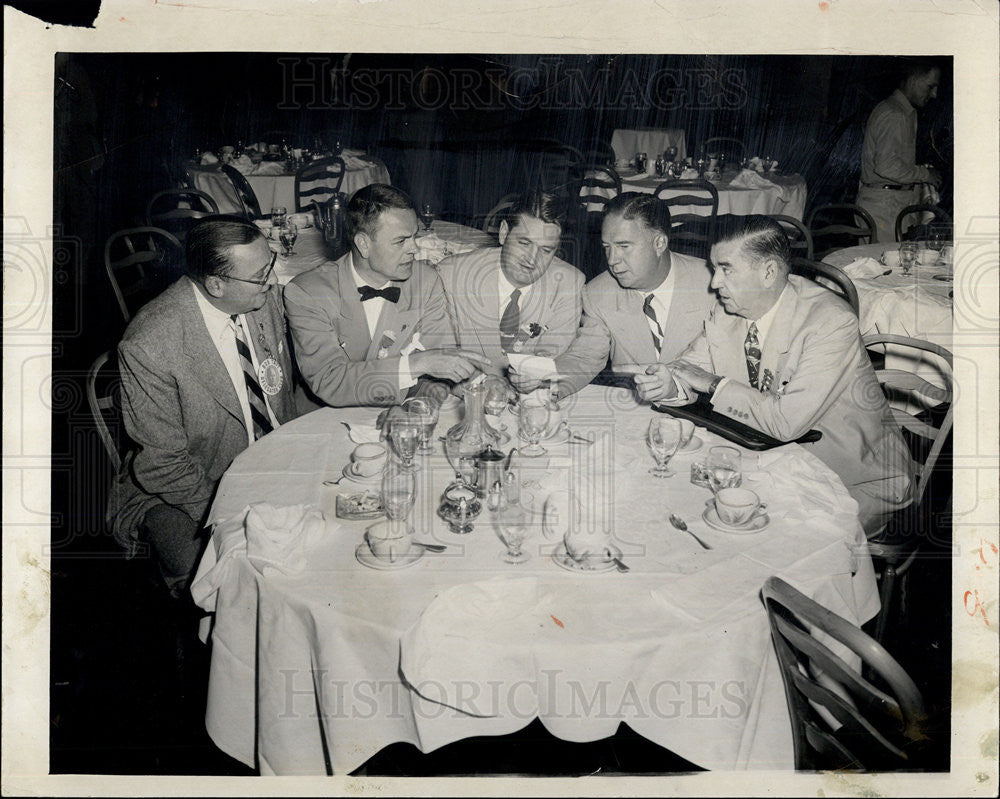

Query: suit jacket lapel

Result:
[706,309,749,382]
[759,283,795,380]
[609,289,658,364]
[336,257,375,360]
[458,252,504,359]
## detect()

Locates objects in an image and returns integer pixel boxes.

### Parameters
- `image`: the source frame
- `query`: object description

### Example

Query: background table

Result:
[611,127,687,163]
[192,386,878,775]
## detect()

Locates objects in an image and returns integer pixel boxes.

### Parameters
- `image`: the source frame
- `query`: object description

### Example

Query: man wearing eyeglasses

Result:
[110,215,299,600]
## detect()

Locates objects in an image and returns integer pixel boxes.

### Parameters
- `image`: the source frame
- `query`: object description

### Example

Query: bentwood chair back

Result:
[654,178,719,261]
[104,227,184,323]
[702,136,747,163]
[576,165,623,211]
[806,202,878,258]
[145,189,220,245]
[761,576,929,771]
[87,349,126,474]
[482,194,519,237]
[294,156,346,212]
[861,334,953,643]
[771,214,815,261]
[790,257,860,317]
[221,164,263,220]
[894,204,952,243]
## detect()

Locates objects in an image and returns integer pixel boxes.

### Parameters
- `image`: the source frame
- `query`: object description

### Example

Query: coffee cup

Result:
[365,520,412,562]
[351,442,387,478]
[715,487,762,526]
[881,249,900,269]
[564,527,613,563]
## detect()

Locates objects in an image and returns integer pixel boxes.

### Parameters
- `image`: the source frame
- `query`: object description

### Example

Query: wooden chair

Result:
[894,204,952,243]
[575,165,622,211]
[771,214,814,261]
[790,256,860,316]
[104,227,184,323]
[761,576,929,771]
[806,203,878,259]
[145,189,219,245]
[702,136,747,163]
[654,178,719,261]
[221,164,263,220]
[482,194,519,237]
[861,334,953,644]
[86,350,125,473]
[294,156,346,211]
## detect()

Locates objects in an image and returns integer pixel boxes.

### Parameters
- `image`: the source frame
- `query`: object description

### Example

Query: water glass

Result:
[707,445,742,493]
[270,206,287,228]
[402,396,439,453]
[483,375,511,437]
[388,416,421,470]
[519,397,550,458]
[492,502,531,564]
[279,220,298,255]
[646,417,683,477]
[899,241,918,276]
[381,467,416,529]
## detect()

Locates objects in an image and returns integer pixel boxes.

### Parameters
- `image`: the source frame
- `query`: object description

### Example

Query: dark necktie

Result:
[358,285,401,303]
[744,321,761,389]
[499,288,522,351]
[642,293,663,355]
[232,315,274,440]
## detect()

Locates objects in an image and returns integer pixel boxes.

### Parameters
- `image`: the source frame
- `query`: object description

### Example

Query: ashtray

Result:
[336,492,385,520]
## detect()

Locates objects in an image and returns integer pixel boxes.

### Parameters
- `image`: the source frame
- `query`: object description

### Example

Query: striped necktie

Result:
[232,315,273,440]
[744,321,761,389]
[642,293,663,355]
[499,288,522,351]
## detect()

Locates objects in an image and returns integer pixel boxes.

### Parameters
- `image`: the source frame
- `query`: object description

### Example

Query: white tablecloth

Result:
[192,386,877,775]
[611,127,687,163]
[584,169,808,221]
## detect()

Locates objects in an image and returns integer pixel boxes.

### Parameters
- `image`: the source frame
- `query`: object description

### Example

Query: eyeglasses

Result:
[220,250,278,287]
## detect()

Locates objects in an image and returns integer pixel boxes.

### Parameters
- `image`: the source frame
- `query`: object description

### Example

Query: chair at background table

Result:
[654,178,719,261]
[894,204,952,243]
[584,140,616,168]
[574,166,622,279]
[221,164,263,220]
[790,256,859,316]
[145,189,219,246]
[482,194,519,236]
[294,156,346,212]
[771,214,814,261]
[522,141,584,195]
[806,203,878,259]
[701,136,747,163]
[761,576,929,771]
[87,349,126,473]
[104,227,184,323]
[861,334,953,645]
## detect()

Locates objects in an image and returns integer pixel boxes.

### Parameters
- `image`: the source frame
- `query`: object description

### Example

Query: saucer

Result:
[519,427,571,446]
[677,435,704,454]
[355,542,424,570]
[551,541,622,573]
[343,462,381,482]
[701,502,770,534]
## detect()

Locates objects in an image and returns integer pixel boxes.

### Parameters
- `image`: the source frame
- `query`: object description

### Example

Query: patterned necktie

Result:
[232,315,274,440]
[499,288,522,351]
[358,285,401,303]
[744,321,761,389]
[642,293,663,355]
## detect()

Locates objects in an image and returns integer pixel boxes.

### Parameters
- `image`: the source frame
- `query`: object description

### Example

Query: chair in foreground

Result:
[145,188,220,245]
[655,179,719,261]
[294,156,346,211]
[771,214,814,261]
[806,203,878,259]
[104,227,184,323]
[221,164,263,220]
[790,256,859,317]
[86,349,125,473]
[862,334,953,644]
[761,576,929,771]
[894,204,952,243]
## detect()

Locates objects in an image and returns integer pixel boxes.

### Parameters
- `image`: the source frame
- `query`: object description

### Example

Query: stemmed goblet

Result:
[646,417,683,477]
[421,203,435,232]
[402,396,439,454]
[387,415,421,471]
[519,396,550,458]
[492,501,531,564]
[279,219,298,256]
[483,375,512,442]
[899,241,918,276]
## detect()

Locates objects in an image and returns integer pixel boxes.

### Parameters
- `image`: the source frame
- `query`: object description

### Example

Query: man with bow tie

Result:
[284,184,490,407]
[639,215,913,534]
[110,216,299,598]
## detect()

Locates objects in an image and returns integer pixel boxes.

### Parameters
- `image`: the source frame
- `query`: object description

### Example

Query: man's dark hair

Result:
[716,215,791,270]
[185,215,265,282]
[346,183,416,242]
[602,192,672,237]
[504,189,567,231]
[898,58,941,86]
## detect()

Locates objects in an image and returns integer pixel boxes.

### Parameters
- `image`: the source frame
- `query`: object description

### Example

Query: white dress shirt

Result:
[499,270,560,382]
[640,263,678,353]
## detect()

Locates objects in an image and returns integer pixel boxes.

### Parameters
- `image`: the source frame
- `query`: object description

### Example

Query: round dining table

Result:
[191,385,878,776]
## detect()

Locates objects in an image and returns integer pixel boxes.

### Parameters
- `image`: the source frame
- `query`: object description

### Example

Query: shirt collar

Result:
[639,259,677,305]
[497,263,533,300]
[348,252,390,290]
[192,279,238,344]
[891,88,916,114]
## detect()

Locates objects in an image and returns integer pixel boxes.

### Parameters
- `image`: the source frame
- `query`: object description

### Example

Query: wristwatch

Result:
[706,375,723,396]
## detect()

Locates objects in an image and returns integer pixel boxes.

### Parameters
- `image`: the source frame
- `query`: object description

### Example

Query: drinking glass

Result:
[492,502,531,564]
[519,397,550,458]
[388,416,421,471]
[483,375,511,437]
[279,220,298,255]
[421,203,435,231]
[899,241,918,276]
[402,396,439,454]
[927,225,948,264]
[444,431,477,486]
[381,467,416,531]
[270,206,287,228]
[707,445,742,493]
[665,145,678,163]
[646,417,683,477]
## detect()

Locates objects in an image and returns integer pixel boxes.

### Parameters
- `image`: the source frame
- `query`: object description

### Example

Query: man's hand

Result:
[925,166,942,189]
[667,361,719,395]
[410,348,493,383]
[509,371,543,394]
[632,364,678,403]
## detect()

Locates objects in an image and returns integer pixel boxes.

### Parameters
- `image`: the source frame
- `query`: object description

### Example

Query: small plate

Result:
[355,542,424,570]
[932,273,953,282]
[519,427,571,446]
[702,502,770,534]
[677,435,704,454]
[551,541,622,573]
[343,463,380,482]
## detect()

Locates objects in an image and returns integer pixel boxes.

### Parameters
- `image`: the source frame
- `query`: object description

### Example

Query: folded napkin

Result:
[200,152,219,166]
[251,161,286,176]
[342,421,381,444]
[729,169,787,200]
[415,231,477,265]
[231,154,254,175]
[746,157,779,173]
[679,167,700,180]
[841,256,887,280]
[342,154,371,170]
[341,147,365,157]
[243,502,328,577]
[507,353,558,380]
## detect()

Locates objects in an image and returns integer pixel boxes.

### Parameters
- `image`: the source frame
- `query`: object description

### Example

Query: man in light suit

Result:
[110,216,299,597]
[284,184,490,407]
[537,192,716,397]
[640,215,913,534]
[437,190,584,389]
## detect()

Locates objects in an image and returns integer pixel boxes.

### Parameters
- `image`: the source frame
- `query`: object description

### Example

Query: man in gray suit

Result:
[111,216,299,597]
[284,184,490,407]
[643,215,913,533]
[529,192,715,396]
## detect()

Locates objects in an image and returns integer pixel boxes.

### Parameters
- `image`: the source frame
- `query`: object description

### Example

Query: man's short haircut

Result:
[185,215,266,282]
[716,215,791,271]
[346,183,416,241]
[602,192,672,237]
[898,58,941,86]
[504,189,567,231]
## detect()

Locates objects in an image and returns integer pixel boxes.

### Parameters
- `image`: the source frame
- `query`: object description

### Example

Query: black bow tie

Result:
[358,285,401,303]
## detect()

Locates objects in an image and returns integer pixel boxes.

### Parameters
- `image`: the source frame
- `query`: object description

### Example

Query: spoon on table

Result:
[412,541,447,553]
[669,513,712,550]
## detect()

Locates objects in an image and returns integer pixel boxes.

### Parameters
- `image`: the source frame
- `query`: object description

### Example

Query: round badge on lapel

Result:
[258,357,284,396]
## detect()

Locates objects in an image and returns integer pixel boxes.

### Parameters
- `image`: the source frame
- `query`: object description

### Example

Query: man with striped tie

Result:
[111,216,299,598]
